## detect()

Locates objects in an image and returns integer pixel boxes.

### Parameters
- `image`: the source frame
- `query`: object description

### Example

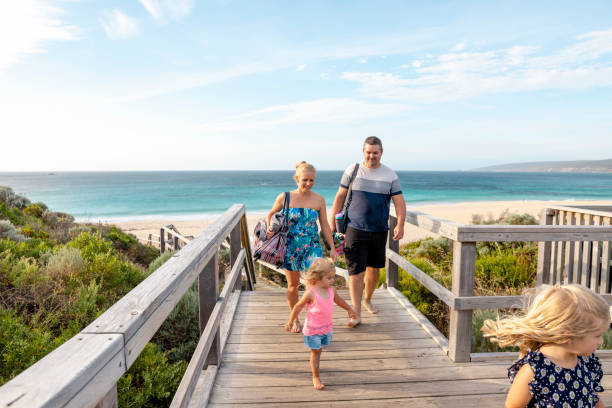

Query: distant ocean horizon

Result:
[1,171,612,222]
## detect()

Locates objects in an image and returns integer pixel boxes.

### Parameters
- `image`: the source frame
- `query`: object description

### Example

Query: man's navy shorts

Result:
[344,226,388,275]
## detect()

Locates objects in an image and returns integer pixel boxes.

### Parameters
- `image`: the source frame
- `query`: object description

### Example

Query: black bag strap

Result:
[342,163,360,210]
[282,191,291,227]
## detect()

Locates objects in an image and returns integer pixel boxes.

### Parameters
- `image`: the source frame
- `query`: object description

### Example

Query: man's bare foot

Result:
[313,376,325,390]
[363,300,378,314]
[290,319,301,333]
[347,317,361,328]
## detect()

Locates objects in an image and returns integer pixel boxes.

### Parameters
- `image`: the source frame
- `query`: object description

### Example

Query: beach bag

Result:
[253,192,290,266]
[335,163,360,234]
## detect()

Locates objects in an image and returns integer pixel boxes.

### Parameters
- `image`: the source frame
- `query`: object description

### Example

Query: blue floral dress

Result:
[282,208,322,271]
[508,350,604,407]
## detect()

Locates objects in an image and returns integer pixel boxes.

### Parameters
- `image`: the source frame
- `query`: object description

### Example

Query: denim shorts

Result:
[304,331,332,349]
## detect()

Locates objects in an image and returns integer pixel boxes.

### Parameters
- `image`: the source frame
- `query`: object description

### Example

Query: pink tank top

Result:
[303,287,334,336]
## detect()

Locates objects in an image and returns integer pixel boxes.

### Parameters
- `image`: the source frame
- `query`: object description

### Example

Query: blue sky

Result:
[1,0,611,171]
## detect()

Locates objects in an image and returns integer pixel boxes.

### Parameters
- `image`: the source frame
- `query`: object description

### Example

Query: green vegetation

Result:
[0,186,195,406]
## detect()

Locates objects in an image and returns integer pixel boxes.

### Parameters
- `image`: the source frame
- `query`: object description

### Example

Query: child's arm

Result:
[504,363,533,408]
[333,288,356,319]
[595,398,604,408]
[285,289,313,331]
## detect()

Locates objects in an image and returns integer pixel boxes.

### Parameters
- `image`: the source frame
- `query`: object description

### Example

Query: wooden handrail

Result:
[0,204,254,408]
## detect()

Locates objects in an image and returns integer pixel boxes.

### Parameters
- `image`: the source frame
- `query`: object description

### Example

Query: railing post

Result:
[536,208,554,286]
[385,214,399,288]
[94,384,118,408]
[160,228,166,253]
[230,223,242,290]
[199,253,220,367]
[448,241,476,363]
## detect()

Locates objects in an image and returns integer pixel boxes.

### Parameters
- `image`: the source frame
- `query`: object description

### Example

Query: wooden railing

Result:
[384,206,612,363]
[0,204,256,408]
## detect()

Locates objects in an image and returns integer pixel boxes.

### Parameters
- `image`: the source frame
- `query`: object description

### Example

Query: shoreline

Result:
[106,199,612,245]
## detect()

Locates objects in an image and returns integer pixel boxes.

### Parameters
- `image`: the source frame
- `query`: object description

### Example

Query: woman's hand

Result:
[266,225,275,239]
[329,247,338,262]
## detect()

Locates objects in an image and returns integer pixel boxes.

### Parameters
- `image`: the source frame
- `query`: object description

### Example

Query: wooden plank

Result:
[0,334,124,408]
[454,295,523,311]
[388,287,449,355]
[592,215,602,292]
[563,211,575,283]
[385,215,399,288]
[456,224,612,242]
[549,205,612,218]
[448,241,476,363]
[82,204,244,368]
[222,347,443,362]
[399,207,460,240]
[601,217,612,293]
[187,365,216,408]
[224,338,435,353]
[208,378,510,404]
[169,249,245,408]
[209,394,508,408]
[555,211,565,284]
[573,212,584,284]
[214,364,509,387]
[550,210,559,284]
[93,385,117,408]
[228,329,428,344]
[582,214,593,287]
[240,215,256,289]
[536,208,554,285]
[387,250,455,307]
[230,321,423,335]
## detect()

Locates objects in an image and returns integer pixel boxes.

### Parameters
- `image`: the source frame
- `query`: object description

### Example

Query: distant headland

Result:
[472,158,612,173]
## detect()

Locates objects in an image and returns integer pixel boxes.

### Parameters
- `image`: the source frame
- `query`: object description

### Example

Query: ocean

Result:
[1,171,612,222]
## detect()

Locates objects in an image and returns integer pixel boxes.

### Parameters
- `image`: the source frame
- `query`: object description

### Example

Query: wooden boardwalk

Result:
[204,287,612,407]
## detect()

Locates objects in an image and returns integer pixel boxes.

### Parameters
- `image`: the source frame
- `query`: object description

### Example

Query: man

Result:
[329,136,406,327]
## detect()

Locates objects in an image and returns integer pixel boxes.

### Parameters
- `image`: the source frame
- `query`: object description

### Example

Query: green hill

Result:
[473,158,612,173]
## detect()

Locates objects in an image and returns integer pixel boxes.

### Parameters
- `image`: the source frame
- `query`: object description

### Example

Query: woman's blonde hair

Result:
[304,258,335,285]
[482,284,610,356]
[295,161,316,175]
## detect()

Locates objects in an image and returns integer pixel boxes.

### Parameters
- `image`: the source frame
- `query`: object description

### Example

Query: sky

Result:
[1,0,611,171]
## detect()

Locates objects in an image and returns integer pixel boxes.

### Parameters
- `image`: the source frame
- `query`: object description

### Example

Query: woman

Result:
[266,161,337,333]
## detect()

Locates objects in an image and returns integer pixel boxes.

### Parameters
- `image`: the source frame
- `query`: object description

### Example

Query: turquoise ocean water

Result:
[1,171,612,222]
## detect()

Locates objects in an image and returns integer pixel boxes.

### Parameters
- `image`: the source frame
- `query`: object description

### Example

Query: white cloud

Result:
[140,0,194,23]
[452,41,466,51]
[0,0,77,70]
[320,73,329,79]
[101,9,139,40]
[185,98,407,133]
[358,58,367,63]
[296,64,307,71]
[342,29,612,103]
[412,61,422,68]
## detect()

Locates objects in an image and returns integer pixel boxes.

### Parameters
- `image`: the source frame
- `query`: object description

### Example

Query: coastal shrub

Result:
[20,224,49,240]
[24,204,44,218]
[11,195,31,209]
[0,220,26,242]
[45,247,84,279]
[91,225,159,267]
[148,250,176,274]
[117,343,187,408]
[414,237,452,269]
[42,211,59,226]
[0,186,14,205]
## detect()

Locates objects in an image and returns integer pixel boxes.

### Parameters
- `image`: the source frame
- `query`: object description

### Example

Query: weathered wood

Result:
[592,216,602,292]
[385,215,399,288]
[573,212,584,284]
[387,287,449,355]
[456,224,612,242]
[582,214,593,287]
[555,211,565,284]
[550,205,612,219]
[449,241,476,362]
[93,385,117,408]
[0,334,124,408]
[187,365,216,408]
[240,215,256,289]
[230,222,242,290]
[387,250,455,307]
[454,295,523,310]
[563,211,575,283]
[160,227,166,253]
[199,253,220,367]
[536,208,554,285]
[601,217,612,293]
[170,249,245,408]
[394,207,460,240]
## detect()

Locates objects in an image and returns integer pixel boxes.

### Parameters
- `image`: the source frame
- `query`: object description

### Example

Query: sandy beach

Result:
[108,200,612,245]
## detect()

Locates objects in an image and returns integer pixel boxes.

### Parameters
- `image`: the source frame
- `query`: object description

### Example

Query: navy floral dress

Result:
[282,208,322,272]
[508,350,604,407]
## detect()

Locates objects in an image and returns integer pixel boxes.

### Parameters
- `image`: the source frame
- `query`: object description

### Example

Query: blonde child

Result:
[285,258,356,390]
[482,284,610,408]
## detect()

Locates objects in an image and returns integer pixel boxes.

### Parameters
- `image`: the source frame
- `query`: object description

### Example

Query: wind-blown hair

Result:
[304,258,335,286]
[481,284,610,356]
[295,161,316,175]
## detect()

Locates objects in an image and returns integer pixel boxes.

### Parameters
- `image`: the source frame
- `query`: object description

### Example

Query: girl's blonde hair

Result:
[295,161,316,175]
[304,258,335,285]
[481,284,610,356]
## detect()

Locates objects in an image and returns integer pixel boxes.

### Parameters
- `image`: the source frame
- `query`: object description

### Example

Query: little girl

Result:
[285,258,356,390]
[482,284,610,408]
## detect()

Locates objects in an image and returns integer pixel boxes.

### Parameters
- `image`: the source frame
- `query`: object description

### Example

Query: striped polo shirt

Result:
[340,163,402,232]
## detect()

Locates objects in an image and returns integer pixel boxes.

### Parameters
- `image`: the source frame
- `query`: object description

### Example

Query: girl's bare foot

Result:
[313,376,325,390]
[363,300,378,314]
[290,318,301,333]
[347,317,361,328]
